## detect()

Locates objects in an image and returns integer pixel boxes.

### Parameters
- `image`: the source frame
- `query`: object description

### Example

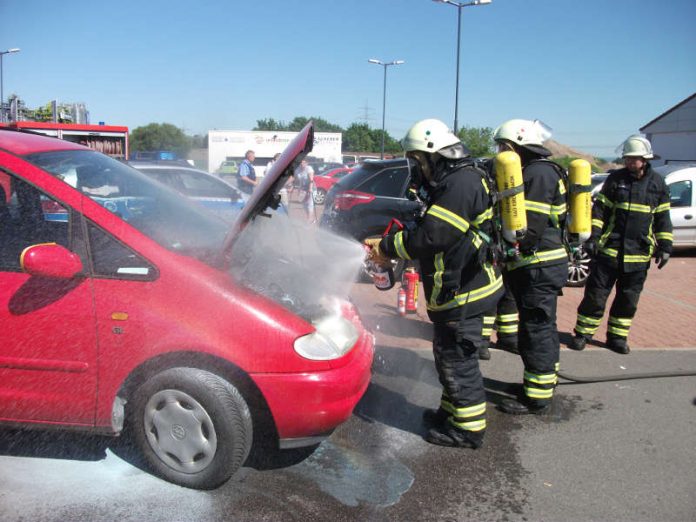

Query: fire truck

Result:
[1,121,128,159]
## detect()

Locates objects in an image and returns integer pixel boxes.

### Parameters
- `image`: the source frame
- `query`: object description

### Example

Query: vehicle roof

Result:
[0,128,86,155]
[334,158,408,187]
[128,159,192,168]
[128,161,208,173]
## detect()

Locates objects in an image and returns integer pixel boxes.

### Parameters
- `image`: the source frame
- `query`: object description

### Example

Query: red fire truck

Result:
[1,121,128,159]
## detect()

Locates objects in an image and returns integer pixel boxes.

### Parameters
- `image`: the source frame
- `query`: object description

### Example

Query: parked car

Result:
[217,159,239,177]
[313,167,352,205]
[320,158,422,279]
[0,125,373,489]
[656,163,696,247]
[128,161,247,222]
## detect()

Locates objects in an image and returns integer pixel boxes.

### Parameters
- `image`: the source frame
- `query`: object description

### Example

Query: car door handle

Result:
[685,215,693,220]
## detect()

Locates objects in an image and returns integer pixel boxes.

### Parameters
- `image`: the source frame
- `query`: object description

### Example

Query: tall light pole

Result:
[368,58,404,159]
[432,0,491,135]
[1,48,21,123]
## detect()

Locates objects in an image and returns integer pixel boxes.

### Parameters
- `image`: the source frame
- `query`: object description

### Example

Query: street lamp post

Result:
[432,0,491,135]
[0,48,21,123]
[368,58,404,159]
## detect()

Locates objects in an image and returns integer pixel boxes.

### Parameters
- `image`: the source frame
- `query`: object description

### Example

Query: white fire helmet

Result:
[401,119,467,159]
[493,119,553,156]
[619,135,654,159]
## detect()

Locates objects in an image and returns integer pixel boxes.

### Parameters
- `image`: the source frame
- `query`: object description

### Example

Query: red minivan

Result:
[0,124,373,489]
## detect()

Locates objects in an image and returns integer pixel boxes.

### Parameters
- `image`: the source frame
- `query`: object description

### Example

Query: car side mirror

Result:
[21,243,84,279]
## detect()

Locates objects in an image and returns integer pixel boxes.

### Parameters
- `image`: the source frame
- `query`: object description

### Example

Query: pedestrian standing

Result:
[294,159,316,222]
[569,135,672,354]
[493,119,569,416]
[369,119,503,448]
[238,150,258,194]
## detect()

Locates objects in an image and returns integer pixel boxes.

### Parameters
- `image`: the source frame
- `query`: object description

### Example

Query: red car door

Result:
[0,171,98,426]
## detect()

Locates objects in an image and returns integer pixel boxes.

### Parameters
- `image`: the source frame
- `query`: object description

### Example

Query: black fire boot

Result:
[569,334,588,351]
[478,345,491,360]
[422,408,448,428]
[498,397,551,415]
[607,337,630,354]
[496,335,519,354]
[425,424,484,449]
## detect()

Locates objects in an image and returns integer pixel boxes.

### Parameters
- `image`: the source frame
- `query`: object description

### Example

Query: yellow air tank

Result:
[568,159,592,244]
[495,151,527,243]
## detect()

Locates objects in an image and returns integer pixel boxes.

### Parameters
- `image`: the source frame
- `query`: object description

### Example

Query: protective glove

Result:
[363,238,391,266]
[583,238,598,258]
[654,249,670,269]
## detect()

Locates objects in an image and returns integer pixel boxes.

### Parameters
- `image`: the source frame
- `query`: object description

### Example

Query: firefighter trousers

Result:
[433,316,487,434]
[507,263,567,407]
[574,259,648,344]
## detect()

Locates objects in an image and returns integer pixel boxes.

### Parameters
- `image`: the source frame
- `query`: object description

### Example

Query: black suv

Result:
[320,158,422,242]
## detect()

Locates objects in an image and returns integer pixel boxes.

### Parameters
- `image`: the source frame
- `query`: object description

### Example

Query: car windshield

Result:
[23,150,229,264]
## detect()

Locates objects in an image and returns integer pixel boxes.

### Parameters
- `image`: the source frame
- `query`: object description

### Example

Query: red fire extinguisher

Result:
[397,286,407,316]
[403,267,419,313]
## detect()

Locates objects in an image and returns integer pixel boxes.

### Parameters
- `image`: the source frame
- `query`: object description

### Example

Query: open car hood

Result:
[223,122,314,254]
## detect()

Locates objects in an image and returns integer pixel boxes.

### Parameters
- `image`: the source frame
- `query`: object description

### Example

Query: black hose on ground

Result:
[557,369,696,383]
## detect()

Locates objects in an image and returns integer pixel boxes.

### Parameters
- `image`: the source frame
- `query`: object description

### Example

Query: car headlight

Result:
[294,315,359,360]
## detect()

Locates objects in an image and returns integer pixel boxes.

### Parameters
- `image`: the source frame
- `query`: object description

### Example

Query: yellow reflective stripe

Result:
[483,316,496,325]
[607,325,629,337]
[453,402,486,418]
[472,207,493,227]
[614,202,652,213]
[655,232,673,241]
[654,202,670,213]
[450,418,487,432]
[482,328,493,336]
[555,362,560,372]
[609,317,632,326]
[551,203,567,215]
[596,193,613,208]
[427,204,470,234]
[600,247,618,257]
[592,218,604,228]
[507,248,568,270]
[429,253,445,307]
[497,325,518,334]
[427,273,503,312]
[497,313,519,323]
[480,177,489,194]
[525,200,552,215]
[624,254,652,263]
[558,178,566,195]
[578,314,602,326]
[394,230,411,260]
[524,371,558,385]
[525,386,554,399]
[576,324,599,335]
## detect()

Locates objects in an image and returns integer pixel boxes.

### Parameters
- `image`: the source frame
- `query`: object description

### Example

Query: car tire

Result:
[313,188,326,205]
[567,248,591,287]
[129,367,253,490]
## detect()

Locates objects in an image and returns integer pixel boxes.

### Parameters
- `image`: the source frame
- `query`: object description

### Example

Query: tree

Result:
[255,116,344,133]
[343,123,376,152]
[457,126,494,157]
[130,123,191,155]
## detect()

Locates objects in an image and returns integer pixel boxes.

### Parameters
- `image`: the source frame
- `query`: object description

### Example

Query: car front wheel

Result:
[313,188,326,205]
[567,248,591,287]
[129,367,252,489]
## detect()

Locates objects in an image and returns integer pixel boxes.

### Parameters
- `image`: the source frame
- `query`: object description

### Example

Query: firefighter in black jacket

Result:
[369,119,503,448]
[493,119,569,415]
[570,135,672,354]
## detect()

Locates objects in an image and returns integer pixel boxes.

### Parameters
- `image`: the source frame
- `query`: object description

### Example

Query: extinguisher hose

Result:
[557,368,696,384]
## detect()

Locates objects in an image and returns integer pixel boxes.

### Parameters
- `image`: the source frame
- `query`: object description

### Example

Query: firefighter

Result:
[368,119,503,448]
[569,135,672,354]
[493,119,569,415]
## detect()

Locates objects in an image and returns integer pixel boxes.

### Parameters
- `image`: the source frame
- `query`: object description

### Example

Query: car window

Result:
[669,180,692,208]
[356,167,409,198]
[87,221,156,280]
[23,150,229,265]
[0,174,72,271]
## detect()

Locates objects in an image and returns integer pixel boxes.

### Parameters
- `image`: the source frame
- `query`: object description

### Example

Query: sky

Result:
[2,0,695,158]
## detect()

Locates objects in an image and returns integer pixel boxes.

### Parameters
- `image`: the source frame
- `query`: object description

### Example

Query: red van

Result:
[0,124,373,489]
